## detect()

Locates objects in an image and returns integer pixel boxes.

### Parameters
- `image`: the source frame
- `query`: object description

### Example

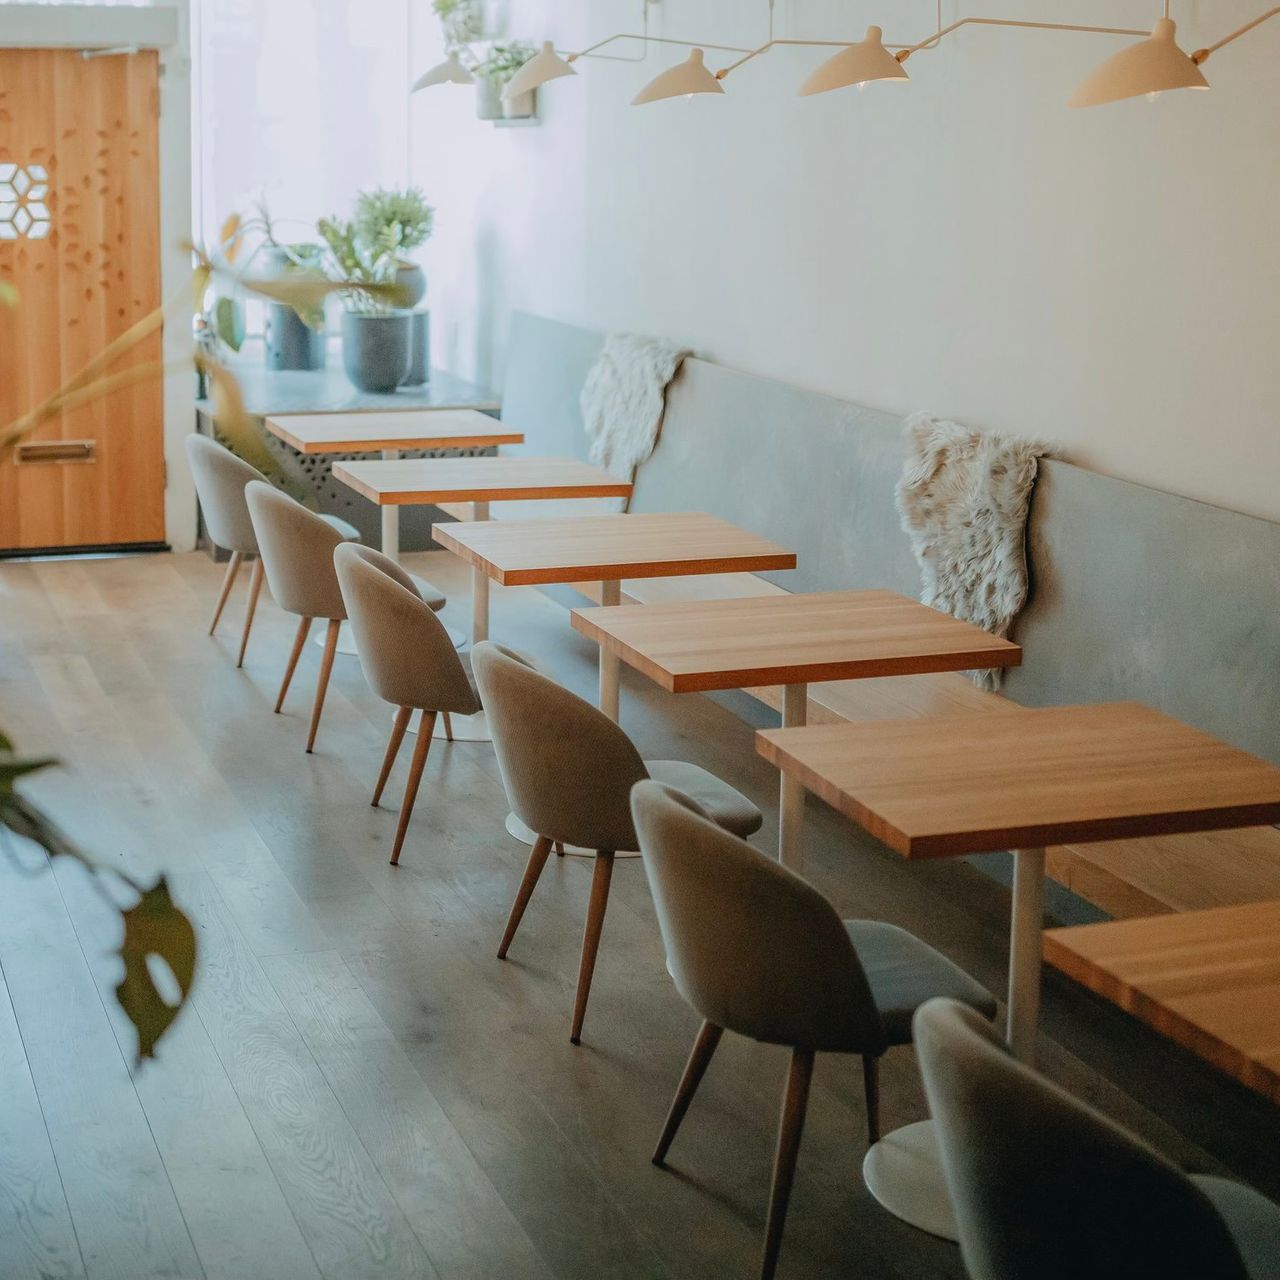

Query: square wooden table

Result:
[1045,900,1280,1106]
[757,702,1280,1240]
[571,590,1020,867]
[266,411,524,562]
[334,458,633,648]
[433,512,798,719]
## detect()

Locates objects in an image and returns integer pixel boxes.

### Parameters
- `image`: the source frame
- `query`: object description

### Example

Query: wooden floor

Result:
[1,550,1278,1280]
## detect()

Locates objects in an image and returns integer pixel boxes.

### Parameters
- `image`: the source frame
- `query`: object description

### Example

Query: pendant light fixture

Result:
[413,1,1279,115]
[798,26,908,95]
[1070,17,1206,107]
[411,52,475,92]
[632,47,725,105]
[502,40,577,103]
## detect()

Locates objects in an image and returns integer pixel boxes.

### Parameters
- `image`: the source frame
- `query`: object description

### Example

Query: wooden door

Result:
[0,48,165,553]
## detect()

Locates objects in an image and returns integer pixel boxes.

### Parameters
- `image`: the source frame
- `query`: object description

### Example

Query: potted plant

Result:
[318,186,434,393]
[199,204,328,373]
[261,242,327,371]
[475,40,538,119]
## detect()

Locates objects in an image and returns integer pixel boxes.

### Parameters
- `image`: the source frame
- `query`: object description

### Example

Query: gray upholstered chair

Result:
[915,998,1280,1280]
[471,641,763,1046]
[334,543,479,866]
[630,780,997,1280]
[185,434,356,668]
[244,480,359,753]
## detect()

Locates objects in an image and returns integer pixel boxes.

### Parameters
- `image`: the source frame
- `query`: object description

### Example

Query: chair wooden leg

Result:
[275,616,312,713]
[569,850,616,1045]
[305,619,340,754]
[442,711,454,742]
[373,706,412,807]
[209,550,243,635]
[652,1020,724,1167]
[390,711,435,865]
[554,841,565,857]
[862,1055,881,1146]
[236,557,265,668]
[497,835,552,959]
[761,1049,815,1280]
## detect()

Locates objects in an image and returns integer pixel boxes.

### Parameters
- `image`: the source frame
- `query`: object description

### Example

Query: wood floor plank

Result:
[264,949,557,1280]
[50,866,323,1280]
[0,859,203,1280]
[173,872,440,1280]
[0,976,85,1279]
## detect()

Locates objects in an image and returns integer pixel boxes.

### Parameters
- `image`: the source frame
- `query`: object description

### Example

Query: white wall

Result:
[411,0,1280,522]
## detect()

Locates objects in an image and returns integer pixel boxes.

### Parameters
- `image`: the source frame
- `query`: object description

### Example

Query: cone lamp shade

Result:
[799,26,909,95]
[632,48,725,105]
[503,41,576,101]
[1070,17,1208,107]
[412,53,475,91]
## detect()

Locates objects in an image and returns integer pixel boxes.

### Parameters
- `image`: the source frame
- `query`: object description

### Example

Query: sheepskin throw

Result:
[580,332,690,512]
[895,412,1045,690]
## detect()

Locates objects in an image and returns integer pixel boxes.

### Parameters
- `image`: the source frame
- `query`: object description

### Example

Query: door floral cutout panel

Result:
[0,163,51,240]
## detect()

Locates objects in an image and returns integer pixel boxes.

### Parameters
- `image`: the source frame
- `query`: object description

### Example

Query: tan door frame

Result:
[0,3,196,551]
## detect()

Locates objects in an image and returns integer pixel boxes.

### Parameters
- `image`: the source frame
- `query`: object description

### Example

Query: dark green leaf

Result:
[116,877,197,1061]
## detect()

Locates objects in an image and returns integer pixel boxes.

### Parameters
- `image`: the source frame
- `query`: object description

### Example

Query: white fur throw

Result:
[895,412,1045,690]
[581,332,690,512]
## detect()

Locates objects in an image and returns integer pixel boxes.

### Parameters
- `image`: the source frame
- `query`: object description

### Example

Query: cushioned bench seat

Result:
[1048,828,1280,918]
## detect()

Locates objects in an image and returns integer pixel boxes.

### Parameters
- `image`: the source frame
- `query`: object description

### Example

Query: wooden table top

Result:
[570,590,1021,693]
[264,409,524,454]
[1045,900,1280,1105]
[432,512,797,586]
[332,457,632,507]
[757,702,1280,859]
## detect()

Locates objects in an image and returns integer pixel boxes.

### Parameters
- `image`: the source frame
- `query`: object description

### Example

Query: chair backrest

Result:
[471,641,647,851]
[914,999,1250,1280]
[334,544,478,715]
[630,780,887,1054]
[185,434,265,556]
[244,481,347,621]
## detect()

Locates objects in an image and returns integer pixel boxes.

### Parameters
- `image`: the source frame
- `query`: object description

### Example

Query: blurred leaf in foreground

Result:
[116,877,197,1061]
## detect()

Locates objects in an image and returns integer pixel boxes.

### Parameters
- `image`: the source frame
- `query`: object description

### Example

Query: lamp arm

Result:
[570,33,757,64]
[715,11,1148,82]
[1191,5,1280,64]
[897,16,1148,63]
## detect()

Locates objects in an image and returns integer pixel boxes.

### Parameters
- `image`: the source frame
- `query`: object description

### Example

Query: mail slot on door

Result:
[15,439,96,464]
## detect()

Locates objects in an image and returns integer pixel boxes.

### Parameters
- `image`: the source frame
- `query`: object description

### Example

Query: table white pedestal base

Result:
[863,847,1046,1242]
[779,682,808,869]
[503,811,639,857]
[315,620,359,655]
[402,708,491,741]
[862,1120,958,1241]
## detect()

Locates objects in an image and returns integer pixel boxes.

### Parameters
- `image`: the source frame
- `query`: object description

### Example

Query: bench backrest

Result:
[628,356,921,597]
[500,311,603,461]
[503,311,1280,763]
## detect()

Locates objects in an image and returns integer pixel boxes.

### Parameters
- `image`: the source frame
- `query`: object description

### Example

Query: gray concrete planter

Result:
[265,302,325,371]
[342,311,412,393]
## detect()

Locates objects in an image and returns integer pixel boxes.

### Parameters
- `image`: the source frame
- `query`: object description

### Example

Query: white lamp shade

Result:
[411,53,474,92]
[798,26,909,95]
[632,48,725,106]
[1070,17,1208,108]
[503,41,576,100]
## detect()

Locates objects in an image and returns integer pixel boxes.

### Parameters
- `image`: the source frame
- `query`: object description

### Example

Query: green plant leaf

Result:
[212,295,245,352]
[115,877,197,1062]
[0,754,58,791]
